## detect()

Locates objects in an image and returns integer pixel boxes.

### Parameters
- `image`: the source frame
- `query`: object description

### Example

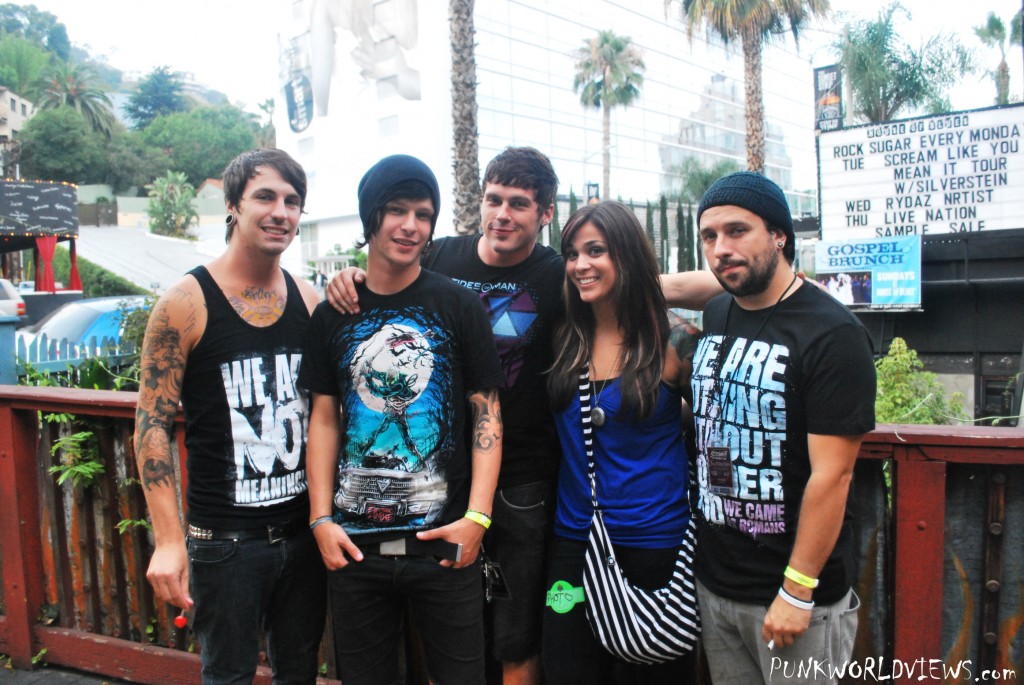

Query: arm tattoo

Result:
[469,388,502,454]
[135,291,189,491]
[229,286,285,325]
[142,458,175,490]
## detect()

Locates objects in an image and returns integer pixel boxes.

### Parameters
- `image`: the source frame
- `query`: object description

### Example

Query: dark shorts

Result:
[484,480,555,664]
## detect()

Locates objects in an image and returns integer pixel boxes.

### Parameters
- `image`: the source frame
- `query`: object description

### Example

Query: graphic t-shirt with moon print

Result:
[299,269,503,542]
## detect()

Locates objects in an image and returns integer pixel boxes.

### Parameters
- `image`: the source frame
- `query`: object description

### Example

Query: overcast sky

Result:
[21,0,1024,114]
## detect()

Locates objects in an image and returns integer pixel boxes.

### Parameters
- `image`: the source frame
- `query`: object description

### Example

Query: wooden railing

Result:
[1,385,1022,685]
[0,385,340,684]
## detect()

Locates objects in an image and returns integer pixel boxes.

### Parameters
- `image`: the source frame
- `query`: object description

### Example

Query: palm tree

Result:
[837,3,972,122]
[974,10,1023,106]
[678,0,829,173]
[573,30,645,201]
[34,61,115,138]
[450,0,481,235]
[670,156,741,204]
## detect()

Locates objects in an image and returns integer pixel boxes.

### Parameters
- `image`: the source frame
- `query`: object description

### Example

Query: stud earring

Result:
[777,241,784,248]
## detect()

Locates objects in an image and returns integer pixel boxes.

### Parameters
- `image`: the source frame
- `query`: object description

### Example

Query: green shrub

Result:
[875,337,966,425]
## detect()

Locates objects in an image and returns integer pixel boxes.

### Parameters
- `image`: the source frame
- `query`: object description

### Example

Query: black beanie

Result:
[697,172,794,247]
[358,154,441,229]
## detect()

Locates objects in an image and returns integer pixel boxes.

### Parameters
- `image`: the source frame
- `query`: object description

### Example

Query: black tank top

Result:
[181,265,311,528]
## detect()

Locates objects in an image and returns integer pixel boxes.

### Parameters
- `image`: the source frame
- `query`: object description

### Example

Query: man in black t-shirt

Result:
[328,147,724,685]
[691,172,876,684]
[301,155,503,685]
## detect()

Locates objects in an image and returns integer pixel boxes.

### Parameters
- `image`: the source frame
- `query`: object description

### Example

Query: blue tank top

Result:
[553,379,690,547]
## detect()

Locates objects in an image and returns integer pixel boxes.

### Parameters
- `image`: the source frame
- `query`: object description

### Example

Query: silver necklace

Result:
[590,355,618,427]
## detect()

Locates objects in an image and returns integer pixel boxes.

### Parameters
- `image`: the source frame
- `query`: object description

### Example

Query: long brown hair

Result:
[548,201,669,420]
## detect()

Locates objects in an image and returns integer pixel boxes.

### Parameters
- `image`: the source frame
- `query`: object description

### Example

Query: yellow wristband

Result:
[464,509,492,530]
[784,565,819,589]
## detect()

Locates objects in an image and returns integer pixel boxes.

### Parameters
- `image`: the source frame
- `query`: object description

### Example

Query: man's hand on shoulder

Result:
[326,267,366,314]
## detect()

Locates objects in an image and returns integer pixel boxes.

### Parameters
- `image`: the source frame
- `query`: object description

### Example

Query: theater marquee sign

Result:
[818,104,1024,241]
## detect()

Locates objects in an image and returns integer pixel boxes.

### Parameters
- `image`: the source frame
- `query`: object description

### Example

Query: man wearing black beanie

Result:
[689,172,876,684]
[299,154,504,684]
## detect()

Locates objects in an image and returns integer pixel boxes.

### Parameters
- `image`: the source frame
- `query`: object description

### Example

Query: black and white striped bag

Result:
[577,368,701,665]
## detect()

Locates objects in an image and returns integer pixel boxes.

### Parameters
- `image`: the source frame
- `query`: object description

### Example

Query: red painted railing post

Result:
[892,450,946,684]
[0,401,46,668]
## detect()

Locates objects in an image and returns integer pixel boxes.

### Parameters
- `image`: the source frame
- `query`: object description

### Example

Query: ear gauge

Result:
[225,214,234,226]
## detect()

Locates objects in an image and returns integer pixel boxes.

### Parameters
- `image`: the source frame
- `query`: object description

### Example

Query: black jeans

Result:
[542,536,697,685]
[328,553,485,685]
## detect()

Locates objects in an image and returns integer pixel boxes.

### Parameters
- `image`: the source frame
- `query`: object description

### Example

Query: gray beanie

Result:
[357,154,440,229]
[697,172,794,250]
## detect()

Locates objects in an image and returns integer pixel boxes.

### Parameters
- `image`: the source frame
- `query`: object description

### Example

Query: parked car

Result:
[17,280,34,292]
[0,278,27,320]
[16,296,149,357]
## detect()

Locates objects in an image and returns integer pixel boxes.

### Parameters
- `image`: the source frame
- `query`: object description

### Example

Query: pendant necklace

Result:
[590,354,618,428]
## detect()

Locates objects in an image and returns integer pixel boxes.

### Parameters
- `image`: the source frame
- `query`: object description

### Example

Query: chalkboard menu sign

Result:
[0,180,78,238]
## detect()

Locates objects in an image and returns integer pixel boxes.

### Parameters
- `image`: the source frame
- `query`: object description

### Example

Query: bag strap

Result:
[577,366,600,511]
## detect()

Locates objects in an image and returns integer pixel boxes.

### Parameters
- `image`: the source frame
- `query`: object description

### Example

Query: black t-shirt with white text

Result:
[690,281,876,605]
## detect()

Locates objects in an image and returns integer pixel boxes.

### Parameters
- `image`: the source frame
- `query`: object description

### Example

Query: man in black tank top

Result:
[134,150,327,684]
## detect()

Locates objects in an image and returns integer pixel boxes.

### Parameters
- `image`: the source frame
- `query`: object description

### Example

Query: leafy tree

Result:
[671,156,741,204]
[0,3,70,60]
[837,3,973,122]
[678,0,829,173]
[568,187,579,217]
[875,337,966,425]
[125,66,188,130]
[549,200,561,253]
[450,0,481,235]
[255,98,276,148]
[0,34,51,95]
[102,126,172,195]
[974,10,1023,106]
[659,194,669,272]
[676,201,696,273]
[20,106,104,183]
[142,105,257,186]
[644,200,655,247]
[34,61,115,138]
[146,171,198,238]
[573,30,645,200]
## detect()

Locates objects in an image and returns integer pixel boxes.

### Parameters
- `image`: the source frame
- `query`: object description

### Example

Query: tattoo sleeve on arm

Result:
[135,294,189,492]
[469,388,502,455]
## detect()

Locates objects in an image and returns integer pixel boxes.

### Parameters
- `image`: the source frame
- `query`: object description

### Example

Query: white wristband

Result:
[778,587,814,611]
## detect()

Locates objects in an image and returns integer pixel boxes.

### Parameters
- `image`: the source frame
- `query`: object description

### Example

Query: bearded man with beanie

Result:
[299,154,503,685]
[690,172,875,684]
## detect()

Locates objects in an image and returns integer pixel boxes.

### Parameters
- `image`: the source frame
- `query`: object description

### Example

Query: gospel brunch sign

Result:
[818,104,1024,241]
